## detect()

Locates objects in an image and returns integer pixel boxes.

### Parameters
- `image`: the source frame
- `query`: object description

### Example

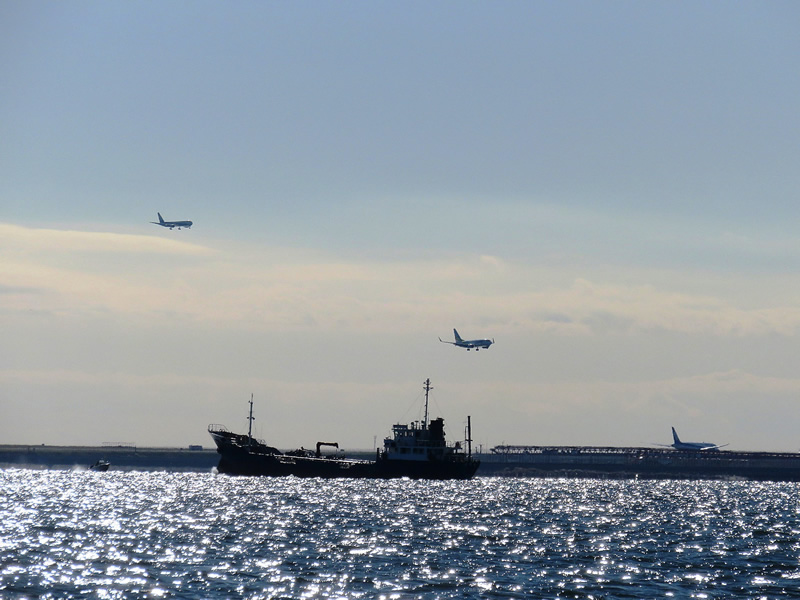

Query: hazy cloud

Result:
[3,224,800,337]
[0,223,213,256]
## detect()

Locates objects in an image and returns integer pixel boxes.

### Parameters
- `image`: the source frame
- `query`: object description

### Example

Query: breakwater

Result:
[484,445,800,481]
[6,444,800,481]
[0,445,219,472]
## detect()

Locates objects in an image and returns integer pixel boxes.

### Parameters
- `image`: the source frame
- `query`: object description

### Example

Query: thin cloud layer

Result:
[2,223,799,336]
[0,223,213,255]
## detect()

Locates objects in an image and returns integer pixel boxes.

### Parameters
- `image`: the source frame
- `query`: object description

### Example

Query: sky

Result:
[3,1,800,452]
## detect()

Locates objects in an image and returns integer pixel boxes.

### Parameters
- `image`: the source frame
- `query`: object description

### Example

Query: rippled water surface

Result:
[2,470,800,598]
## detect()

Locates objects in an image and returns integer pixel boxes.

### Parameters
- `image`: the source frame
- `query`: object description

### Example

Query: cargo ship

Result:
[482,444,800,481]
[208,379,479,479]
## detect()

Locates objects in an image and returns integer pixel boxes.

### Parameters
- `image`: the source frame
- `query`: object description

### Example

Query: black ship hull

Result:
[215,447,480,480]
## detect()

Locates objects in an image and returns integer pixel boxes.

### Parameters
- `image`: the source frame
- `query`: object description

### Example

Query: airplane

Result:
[657,427,729,451]
[439,329,494,350]
[151,213,193,230]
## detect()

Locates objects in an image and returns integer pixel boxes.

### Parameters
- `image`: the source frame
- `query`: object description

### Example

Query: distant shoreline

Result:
[8,444,800,481]
[0,444,220,472]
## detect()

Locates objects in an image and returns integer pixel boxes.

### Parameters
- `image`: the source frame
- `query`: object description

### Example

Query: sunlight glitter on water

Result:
[2,470,800,598]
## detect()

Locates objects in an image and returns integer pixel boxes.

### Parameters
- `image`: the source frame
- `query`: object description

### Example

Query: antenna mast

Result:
[466,415,473,457]
[247,393,255,447]
[423,378,432,429]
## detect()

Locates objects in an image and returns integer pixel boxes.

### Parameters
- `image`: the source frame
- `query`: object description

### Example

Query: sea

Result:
[2,470,799,599]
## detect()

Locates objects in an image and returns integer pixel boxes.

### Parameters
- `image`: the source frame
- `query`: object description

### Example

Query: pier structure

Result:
[484,445,800,481]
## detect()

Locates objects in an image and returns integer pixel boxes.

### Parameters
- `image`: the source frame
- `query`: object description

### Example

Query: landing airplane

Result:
[657,427,728,451]
[439,329,494,350]
[151,213,193,230]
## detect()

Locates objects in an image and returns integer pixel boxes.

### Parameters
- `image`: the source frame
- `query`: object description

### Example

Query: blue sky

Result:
[3,1,800,451]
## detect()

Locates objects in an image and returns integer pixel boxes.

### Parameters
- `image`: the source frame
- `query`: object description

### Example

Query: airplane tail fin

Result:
[672,427,681,444]
[453,329,463,343]
[157,212,164,224]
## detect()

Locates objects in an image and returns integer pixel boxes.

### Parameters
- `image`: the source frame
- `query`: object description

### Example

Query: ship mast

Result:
[466,415,473,457]
[247,393,255,447]
[423,378,432,430]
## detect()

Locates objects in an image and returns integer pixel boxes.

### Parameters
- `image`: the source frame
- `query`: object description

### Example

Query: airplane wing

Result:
[439,337,456,345]
[701,443,729,450]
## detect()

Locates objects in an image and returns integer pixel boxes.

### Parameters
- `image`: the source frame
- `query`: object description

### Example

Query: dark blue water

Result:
[2,470,799,599]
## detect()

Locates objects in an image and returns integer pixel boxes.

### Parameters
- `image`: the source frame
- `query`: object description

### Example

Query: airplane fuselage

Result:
[671,441,720,451]
[151,213,192,230]
[440,329,494,350]
[454,340,493,350]
[156,221,192,230]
